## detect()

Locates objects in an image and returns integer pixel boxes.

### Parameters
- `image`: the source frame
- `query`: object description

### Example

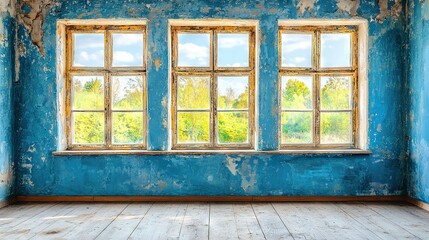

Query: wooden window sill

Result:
[53,149,371,156]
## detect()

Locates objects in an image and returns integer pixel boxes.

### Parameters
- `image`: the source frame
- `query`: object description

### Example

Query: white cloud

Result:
[218,35,248,48]
[113,34,143,46]
[178,43,209,65]
[74,50,104,67]
[322,33,350,42]
[113,51,135,63]
[225,62,247,67]
[282,40,312,53]
[294,57,306,63]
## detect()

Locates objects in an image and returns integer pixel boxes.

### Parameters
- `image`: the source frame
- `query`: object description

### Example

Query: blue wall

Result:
[0,2,15,202]
[407,0,429,204]
[13,0,408,197]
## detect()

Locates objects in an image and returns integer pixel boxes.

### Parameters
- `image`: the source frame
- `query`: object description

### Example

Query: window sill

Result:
[52,149,371,156]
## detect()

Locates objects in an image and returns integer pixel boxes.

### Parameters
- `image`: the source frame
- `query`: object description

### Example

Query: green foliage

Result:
[73,75,352,145]
[282,76,351,144]
[218,112,248,143]
[73,76,144,144]
[74,112,104,144]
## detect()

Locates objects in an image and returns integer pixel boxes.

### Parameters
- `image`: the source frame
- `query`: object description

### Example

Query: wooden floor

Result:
[0,202,428,239]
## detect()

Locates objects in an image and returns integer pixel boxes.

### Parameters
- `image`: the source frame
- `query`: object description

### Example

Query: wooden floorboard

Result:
[0,202,428,239]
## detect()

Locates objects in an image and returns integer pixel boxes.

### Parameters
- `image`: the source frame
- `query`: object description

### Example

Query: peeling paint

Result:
[296,0,317,16]
[337,0,360,16]
[17,0,57,56]
[376,0,403,23]
[226,156,239,176]
[154,58,161,71]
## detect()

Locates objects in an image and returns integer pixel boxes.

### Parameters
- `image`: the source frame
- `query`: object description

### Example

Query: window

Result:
[171,26,256,149]
[65,25,147,150]
[279,26,358,149]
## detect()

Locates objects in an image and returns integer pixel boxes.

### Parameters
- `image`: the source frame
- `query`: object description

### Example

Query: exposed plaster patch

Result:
[225,157,257,192]
[0,166,13,188]
[157,180,167,190]
[154,58,161,71]
[27,144,36,153]
[17,0,57,56]
[239,159,257,192]
[226,156,239,176]
[376,0,403,23]
[0,0,16,16]
[296,0,317,16]
[377,124,383,132]
[423,0,429,20]
[337,0,360,16]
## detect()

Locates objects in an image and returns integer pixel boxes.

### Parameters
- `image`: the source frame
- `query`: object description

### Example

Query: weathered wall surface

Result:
[14,0,407,196]
[407,0,429,204]
[0,0,15,202]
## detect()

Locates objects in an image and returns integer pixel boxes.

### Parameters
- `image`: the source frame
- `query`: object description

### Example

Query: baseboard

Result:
[406,197,429,212]
[0,196,17,209]
[16,195,405,203]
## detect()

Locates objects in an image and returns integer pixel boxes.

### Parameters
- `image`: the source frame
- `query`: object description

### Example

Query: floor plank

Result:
[367,202,429,239]
[61,203,128,240]
[0,203,58,230]
[337,202,419,240]
[209,203,265,240]
[179,203,209,240]
[128,203,187,239]
[273,202,333,240]
[0,202,428,240]
[95,203,153,240]
[29,203,108,239]
[0,203,73,240]
[252,203,294,240]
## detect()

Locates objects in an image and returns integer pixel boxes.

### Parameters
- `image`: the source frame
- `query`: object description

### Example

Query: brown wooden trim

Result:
[406,197,429,212]
[16,195,404,203]
[0,196,17,209]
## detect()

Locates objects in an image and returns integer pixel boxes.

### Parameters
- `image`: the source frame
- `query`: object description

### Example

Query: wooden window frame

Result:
[278,25,359,150]
[65,25,147,150]
[171,26,256,150]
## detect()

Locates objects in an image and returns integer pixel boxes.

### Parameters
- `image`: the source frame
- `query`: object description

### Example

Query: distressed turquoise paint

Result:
[13,0,408,197]
[0,4,15,202]
[407,0,429,204]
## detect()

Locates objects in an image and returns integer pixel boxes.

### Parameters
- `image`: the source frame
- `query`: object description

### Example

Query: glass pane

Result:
[112,33,144,67]
[73,76,104,110]
[178,33,210,67]
[113,112,144,144]
[73,112,104,144]
[321,76,352,110]
[218,76,248,110]
[321,33,351,68]
[178,76,210,110]
[218,112,249,144]
[281,76,312,110]
[178,112,210,143]
[217,33,249,67]
[112,76,143,110]
[281,112,312,144]
[281,33,312,68]
[321,112,351,143]
[73,33,104,67]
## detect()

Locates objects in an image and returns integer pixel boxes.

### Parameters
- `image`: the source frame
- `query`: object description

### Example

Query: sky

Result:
[281,32,351,68]
[73,32,144,67]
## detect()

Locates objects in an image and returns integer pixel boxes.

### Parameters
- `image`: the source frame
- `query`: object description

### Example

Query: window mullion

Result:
[211,30,217,147]
[105,30,113,148]
[314,30,321,147]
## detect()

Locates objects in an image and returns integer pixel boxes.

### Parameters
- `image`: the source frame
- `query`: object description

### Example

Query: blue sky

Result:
[281,32,351,68]
[73,32,144,67]
[177,33,249,67]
